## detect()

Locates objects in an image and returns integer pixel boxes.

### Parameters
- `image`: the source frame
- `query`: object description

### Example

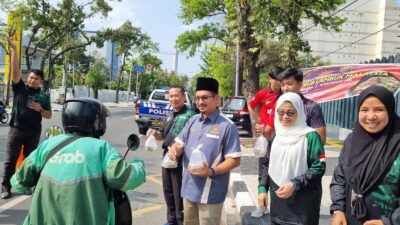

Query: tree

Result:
[5,0,112,91]
[198,44,235,98]
[104,21,158,103]
[177,0,346,102]
[85,61,108,99]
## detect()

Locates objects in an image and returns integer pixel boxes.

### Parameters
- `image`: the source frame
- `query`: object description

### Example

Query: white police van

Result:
[134,89,192,135]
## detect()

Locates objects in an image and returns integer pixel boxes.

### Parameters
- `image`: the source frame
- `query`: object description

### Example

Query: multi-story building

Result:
[303,0,400,64]
[85,31,121,80]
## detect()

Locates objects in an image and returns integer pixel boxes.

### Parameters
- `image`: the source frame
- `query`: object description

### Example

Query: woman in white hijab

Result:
[257,92,326,225]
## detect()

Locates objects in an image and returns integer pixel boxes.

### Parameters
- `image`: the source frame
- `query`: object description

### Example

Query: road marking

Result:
[122,116,135,120]
[132,204,165,217]
[146,174,162,186]
[0,195,31,214]
[326,140,343,149]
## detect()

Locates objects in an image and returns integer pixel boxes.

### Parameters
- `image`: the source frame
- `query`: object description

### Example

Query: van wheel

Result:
[139,127,148,135]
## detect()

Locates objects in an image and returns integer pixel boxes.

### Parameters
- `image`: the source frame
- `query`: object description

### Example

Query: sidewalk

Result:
[227,139,342,225]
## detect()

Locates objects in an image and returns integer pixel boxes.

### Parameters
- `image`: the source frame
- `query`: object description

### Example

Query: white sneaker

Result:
[251,206,269,218]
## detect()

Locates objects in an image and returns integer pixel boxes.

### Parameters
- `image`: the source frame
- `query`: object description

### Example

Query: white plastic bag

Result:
[161,154,177,168]
[188,144,208,173]
[254,135,268,157]
[145,135,158,151]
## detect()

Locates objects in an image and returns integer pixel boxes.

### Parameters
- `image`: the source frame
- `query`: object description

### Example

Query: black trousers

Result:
[162,161,183,225]
[2,127,41,189]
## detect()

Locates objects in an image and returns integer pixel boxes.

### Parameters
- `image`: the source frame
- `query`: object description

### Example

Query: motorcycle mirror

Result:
[45,126,64,140]
[127,134,140,151]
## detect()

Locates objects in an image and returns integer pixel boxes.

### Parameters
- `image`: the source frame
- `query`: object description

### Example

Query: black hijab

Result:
[342,86,400,220]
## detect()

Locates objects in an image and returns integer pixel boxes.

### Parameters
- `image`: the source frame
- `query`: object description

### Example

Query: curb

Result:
[230,144,341,225]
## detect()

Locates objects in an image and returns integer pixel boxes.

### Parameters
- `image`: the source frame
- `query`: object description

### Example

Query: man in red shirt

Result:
[248,66,283,139]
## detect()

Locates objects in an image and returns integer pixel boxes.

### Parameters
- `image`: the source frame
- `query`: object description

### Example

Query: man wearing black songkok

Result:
[168,77,241,225]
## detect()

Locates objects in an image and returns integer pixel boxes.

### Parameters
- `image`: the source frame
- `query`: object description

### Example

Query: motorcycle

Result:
[0,103,9,124]
[43,126,140,225]
[115,133,140,225]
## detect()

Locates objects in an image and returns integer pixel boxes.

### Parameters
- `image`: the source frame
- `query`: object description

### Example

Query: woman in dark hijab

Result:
[330,86,400,225]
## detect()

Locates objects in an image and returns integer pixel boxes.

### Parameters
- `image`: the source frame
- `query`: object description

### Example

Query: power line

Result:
[320,20,400,58]
[155,51,188,56]
[301,0,359,34]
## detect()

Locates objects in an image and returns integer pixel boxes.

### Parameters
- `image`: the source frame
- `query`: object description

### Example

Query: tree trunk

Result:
[62,57,68,103]
[115,74,121,103]
[115,53,127,103]
[236,0,260,103]
[93,87,98,99]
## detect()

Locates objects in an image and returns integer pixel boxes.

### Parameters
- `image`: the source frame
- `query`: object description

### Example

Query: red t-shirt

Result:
[249,87,279,128]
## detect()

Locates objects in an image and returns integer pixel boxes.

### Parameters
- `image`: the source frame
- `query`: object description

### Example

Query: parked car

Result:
[222,96,252,137]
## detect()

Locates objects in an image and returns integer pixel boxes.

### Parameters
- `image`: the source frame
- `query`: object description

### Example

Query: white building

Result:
[303,0,400,64]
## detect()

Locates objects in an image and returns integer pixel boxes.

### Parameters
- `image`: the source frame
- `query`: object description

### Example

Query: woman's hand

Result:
[258,193,268,209]
[363,220,383,225]
[275,182,295,199]
[332,211,347,225]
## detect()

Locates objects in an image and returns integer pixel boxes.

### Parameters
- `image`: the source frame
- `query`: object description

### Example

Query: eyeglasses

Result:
[195,95,215,102]
[277,109,296,117]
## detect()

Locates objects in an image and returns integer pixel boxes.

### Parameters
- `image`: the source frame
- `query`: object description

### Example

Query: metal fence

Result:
[320,93,400,130]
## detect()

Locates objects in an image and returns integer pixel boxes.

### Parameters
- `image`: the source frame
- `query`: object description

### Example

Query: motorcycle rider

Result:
[10,97,146,225]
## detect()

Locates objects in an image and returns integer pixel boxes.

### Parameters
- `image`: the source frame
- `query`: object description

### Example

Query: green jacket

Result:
[11,134,146,225]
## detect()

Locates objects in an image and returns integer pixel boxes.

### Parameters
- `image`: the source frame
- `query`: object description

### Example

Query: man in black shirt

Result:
[147,86,195,225]
[1,36,52,199]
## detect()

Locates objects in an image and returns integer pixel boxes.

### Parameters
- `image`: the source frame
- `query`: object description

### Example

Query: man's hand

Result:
[168,142,184,160]
[363,220,383,225]
[255,124,265,135]
[6,35,16,50]
[146,128,156,137]
[332,211,347,225]
[275,182,295,199]
[29,102,43,113]
[188,162,210,177]
[258,193,268,209]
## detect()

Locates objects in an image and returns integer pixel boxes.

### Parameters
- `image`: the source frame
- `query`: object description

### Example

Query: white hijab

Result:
[268,93,315,187]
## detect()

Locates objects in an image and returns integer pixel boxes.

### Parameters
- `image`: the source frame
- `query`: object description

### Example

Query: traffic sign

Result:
[134,65,145,72]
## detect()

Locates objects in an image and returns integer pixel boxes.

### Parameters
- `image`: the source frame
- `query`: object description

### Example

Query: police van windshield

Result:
[152,90,188,103]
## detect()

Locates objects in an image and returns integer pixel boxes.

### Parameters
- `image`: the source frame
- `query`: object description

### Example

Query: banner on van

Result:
[301,64,400,103]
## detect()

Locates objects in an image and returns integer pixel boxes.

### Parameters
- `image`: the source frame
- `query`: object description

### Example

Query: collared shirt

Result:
[10,80,51,132]
[176,108,241,204]
[301,94,326,128]
[159,105,196,151]
[249,87,279,128]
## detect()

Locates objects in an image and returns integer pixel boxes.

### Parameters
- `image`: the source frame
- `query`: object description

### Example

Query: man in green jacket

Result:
[11,98,146,225]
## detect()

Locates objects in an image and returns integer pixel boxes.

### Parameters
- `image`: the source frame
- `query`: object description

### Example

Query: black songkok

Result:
[196,77,219,94]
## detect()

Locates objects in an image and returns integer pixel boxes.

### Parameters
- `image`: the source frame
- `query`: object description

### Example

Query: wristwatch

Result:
[209,167,216,178]
[40,109,45,114]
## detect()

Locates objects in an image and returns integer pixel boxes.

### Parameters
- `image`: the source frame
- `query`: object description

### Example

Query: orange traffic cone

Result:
[16,146,24,169]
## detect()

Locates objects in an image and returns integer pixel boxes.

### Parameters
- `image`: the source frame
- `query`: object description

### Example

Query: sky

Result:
[84,0,202,77]
[0,0,203,77]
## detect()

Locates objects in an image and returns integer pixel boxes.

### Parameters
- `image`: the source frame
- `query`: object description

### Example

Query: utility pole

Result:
[128,62,133,94]
[135,71,140,98]
[235,42,240,96]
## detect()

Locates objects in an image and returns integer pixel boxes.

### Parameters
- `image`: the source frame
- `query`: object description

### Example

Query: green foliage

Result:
[196,44,235,98]
[176,23,229,56]
[178,0,347,99]
[85,63,108,90]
